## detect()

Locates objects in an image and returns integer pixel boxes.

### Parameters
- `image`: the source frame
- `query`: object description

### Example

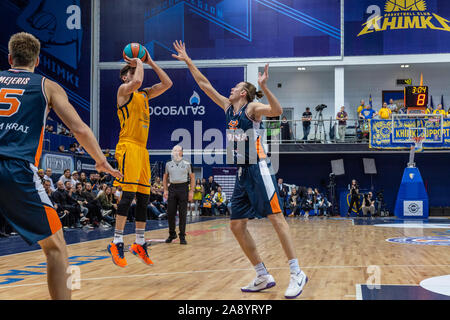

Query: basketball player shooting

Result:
[107,45,173,267]
[0,32,122,300]
[172,40,307,299]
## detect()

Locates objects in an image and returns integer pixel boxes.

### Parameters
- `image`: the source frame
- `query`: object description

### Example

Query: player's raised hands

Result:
[124,55,142,67]
[258,63,269,87]
[172,40,190,62]
[143,48,154,65]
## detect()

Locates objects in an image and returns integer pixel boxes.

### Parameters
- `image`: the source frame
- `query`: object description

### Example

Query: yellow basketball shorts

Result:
[113,142,151,195]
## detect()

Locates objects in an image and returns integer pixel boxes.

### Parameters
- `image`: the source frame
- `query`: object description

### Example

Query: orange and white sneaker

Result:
[107,242,127,267]
[129,242,154,265]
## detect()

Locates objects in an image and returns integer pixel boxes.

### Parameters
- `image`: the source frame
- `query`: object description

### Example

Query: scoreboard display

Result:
[405,86,428,109]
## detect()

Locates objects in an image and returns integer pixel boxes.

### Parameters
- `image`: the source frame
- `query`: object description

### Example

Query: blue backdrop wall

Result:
[99,67,245,150]
[0,0,91,125]
[100,0,341,61]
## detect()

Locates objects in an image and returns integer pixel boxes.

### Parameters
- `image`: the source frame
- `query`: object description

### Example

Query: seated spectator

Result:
[83,182,114,227]
[89,173,100,191]
[362,192,375,218]
[202,191,214,216]
[288,187,301,217]
[213,186,227,215]
[99,172,113,186]
[37,169,45,184]
[313,188,331,217]
[97,186,118,217]
[147,200,167,220]
[151,177,164,203]
[301,188,315,218]
[68,143,77,154]
[43,168,56,191]
[72,183,90,226]
[59,127,68,136]
[96,183,108,197]
[79,171,87,187]
[71,171,80,187]
[114,185,123,200]
[52,181,83,228]
[74,142,85,154]
[58,169,72,186]
[57,145,66,153]
[47,125,54,133]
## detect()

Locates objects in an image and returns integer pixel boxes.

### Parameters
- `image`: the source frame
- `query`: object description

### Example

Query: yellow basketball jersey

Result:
[117,90,150,147]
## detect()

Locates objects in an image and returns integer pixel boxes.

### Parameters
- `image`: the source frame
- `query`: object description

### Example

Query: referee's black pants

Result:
[168,182,188,238]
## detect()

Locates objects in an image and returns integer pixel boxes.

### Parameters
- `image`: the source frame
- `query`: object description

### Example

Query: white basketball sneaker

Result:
[285,271,308,299]
[241,274,276,292]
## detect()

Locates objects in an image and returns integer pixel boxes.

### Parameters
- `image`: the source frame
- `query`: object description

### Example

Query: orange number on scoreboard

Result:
[0,88,25,117]
[417,94,426,106]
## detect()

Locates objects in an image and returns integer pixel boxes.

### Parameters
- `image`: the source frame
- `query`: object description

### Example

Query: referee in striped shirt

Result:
[163,145,195,245]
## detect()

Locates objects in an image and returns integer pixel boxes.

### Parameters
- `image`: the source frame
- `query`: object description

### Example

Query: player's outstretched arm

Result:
[172,40,229,111]
[45,79,123,179]
[142,50,173,99]
[250,64,283,118]
[118,57,145,97]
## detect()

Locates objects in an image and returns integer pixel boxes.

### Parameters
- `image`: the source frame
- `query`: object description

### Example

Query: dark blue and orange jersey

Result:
[117,90,150,147]
[225,103,266,165]
[0,68,48,166]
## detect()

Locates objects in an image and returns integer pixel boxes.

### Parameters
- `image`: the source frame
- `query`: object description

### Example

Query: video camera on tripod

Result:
[313,104,328,142]
[315,104,327,112]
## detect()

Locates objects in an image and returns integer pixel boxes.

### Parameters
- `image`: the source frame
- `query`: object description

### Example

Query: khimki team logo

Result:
[149,91,206,116]
[358,0,450,36]
[387,236,450,246]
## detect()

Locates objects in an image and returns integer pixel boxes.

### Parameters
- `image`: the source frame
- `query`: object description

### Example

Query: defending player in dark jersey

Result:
[172,40,307,299]
[0,32,122,300]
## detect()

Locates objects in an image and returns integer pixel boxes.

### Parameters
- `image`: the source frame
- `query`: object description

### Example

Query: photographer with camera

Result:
[302,107,313,141]
[362,192,375,218]
[347,179,360,217]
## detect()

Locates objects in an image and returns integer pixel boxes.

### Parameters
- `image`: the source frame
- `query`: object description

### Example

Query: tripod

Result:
[313,111,326,142]
[327,174,338,216]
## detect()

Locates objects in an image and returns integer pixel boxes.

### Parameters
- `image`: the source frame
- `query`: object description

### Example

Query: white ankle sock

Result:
[288,259,301,275]
[135,228,145,245]
[254,262,269,277]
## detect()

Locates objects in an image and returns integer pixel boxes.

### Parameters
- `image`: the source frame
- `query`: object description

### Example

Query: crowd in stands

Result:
[0,166,336,237]
[277,178,332,218]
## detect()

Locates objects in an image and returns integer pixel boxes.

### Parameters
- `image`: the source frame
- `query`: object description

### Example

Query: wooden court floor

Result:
[0,217,449,300]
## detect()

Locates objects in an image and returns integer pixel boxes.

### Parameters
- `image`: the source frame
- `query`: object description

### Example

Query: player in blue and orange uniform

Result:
[107,46,172,267]
[0,32,122,299]
[172,41,307,299]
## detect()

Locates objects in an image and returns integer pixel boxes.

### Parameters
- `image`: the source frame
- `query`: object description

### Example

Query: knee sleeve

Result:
[135,192,150,222]
[117,191,135,217]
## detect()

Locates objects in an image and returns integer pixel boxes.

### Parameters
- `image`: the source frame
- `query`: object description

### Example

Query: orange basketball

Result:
[122,43,147,62]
